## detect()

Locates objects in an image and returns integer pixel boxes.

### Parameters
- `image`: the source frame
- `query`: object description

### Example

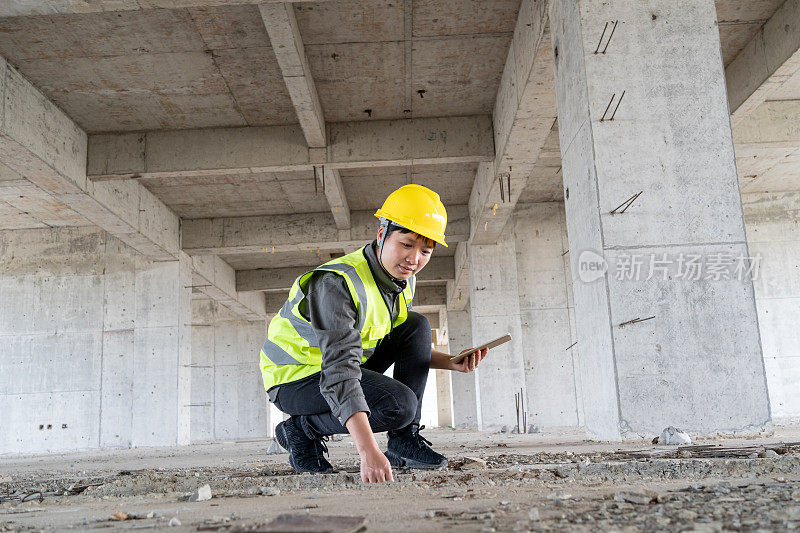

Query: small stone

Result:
[330,434,343,442]
[748,452,759,459]
[194,472,200,477]
[259,486,280,496]
[547,492,572,501]
[266,439,287,455]
[169,517,181,527]
[759,449,779,458]
[309,493,320,499]
[500,500,510,506]
[791,490,800,502]
[109,512,129,521]
[677,509,698,521]
[462,457,487,470]
[146,512,155,519]
[615,492,653,505]
[528,508,540,521]
[190,484,212,502]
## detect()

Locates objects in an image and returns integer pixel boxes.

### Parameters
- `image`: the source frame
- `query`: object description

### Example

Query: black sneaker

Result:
[274,418,334,474]
[385,424,448,469]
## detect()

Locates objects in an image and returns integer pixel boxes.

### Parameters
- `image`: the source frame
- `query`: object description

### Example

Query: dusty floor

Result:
[2,427,800,532]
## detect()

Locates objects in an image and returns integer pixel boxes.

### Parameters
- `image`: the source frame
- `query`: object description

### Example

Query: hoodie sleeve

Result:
[305,271,370,425]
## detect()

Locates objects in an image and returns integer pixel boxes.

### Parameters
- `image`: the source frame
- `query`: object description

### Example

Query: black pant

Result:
[272,311,432,438]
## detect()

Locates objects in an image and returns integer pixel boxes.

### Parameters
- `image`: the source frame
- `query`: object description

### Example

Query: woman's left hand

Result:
[450,347,487,373]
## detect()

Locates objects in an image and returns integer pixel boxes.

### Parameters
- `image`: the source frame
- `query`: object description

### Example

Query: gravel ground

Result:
[1,428,799,532]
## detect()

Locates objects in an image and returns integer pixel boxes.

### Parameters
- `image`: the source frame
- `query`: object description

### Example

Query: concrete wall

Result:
[514,202,583,430]
[743,191,800,423]
[0,226,268,454]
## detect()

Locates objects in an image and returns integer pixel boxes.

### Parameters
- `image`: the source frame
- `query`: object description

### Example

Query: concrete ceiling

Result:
[0,0,797,283]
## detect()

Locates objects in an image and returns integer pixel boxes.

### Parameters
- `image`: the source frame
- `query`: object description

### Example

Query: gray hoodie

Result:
[269,240,410,425]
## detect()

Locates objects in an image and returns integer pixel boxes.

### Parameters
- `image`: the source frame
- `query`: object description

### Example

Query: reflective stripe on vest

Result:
[259,247,415,391]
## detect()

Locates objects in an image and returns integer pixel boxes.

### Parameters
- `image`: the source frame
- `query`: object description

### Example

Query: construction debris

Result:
[460,457,487,470]
[232,514,366,533]
[656,426,692,445]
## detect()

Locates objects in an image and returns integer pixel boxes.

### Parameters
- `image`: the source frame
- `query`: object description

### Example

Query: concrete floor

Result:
[2,427,799,532]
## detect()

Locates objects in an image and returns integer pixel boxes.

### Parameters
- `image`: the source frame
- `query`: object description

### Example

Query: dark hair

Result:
[386,223,437,249]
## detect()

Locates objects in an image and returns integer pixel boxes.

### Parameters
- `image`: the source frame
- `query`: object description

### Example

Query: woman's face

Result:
[376,227,434,280]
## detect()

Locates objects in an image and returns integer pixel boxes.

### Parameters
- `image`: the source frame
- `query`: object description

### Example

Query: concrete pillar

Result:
[131,253,193,447]
[434,332,454,429]
[551,0,770,438]
[468,229,527,431]
[514,203,583,430]
[447,308,478,427]
[743,191,800,424]
[190,298,269,441]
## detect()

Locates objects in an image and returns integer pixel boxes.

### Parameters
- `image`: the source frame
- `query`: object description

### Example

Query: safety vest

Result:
[260,247,416,391]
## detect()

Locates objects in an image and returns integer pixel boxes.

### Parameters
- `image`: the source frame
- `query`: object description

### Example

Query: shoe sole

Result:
[385,450,448,470]
[275,423,333,474]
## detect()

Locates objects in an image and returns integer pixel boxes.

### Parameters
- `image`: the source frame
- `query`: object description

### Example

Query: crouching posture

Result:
[259,185,485,483]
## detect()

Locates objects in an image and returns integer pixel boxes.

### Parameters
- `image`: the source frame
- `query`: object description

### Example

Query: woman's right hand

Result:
[359,446,394,483]
[345,411,393,483]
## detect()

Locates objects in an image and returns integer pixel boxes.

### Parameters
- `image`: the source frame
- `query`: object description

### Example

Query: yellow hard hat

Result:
[374,184,448,247]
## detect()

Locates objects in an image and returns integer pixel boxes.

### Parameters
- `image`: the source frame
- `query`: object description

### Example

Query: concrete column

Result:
[434,348,453,429]
[131,254,193,447]
[551,0,770,438]
[468,229,527,431]
[190,298,269,441]
[514,203,583,430]
[447,308,478,428]
[743,191,800,424]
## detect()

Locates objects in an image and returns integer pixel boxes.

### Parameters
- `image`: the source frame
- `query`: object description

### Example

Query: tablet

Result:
[449,333,512,364]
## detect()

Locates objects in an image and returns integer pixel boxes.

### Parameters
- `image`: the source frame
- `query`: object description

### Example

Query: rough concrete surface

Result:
[2,428,800,532]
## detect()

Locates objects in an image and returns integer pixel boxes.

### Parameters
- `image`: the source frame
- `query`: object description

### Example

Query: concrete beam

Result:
[446,242,469,311]
[733,100,800,146]
[0,55,264,320]
[315,166,351,230]
[726,0,800,126]
[182,205,470,256]
[190,255,266,321]
[0,0,339,17]
[87,116,494,180]
[236,256,455,292]
[471,0,556,245]
[260,3,326,148]
[263,284,447,316]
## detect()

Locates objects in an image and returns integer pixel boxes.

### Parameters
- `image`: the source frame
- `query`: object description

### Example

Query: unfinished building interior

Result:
[1,0,799,531]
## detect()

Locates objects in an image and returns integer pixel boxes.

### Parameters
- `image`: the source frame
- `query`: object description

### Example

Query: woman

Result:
[259,184,486,483]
